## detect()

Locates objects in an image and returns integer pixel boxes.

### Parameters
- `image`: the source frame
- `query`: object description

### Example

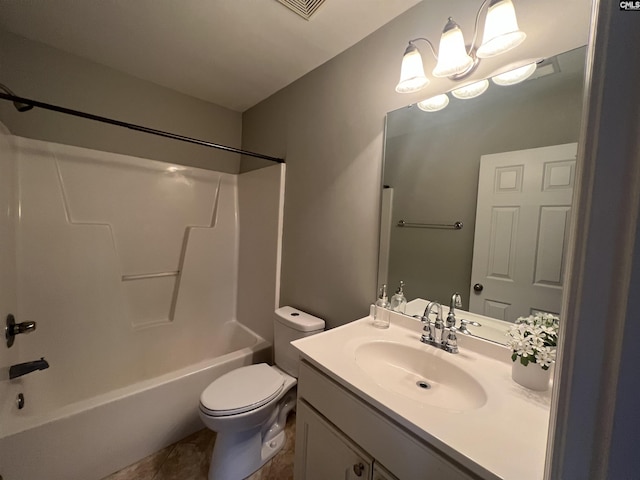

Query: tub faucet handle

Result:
[12,321,36,335]
[5,314,37,348]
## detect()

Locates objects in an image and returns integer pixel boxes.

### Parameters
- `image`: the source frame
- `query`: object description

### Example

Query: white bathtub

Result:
[0,321,271,480]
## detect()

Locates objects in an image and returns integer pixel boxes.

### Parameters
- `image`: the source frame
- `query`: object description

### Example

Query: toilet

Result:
[199,306,325,480]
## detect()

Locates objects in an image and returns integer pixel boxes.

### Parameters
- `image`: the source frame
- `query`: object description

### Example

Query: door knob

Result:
[353,462,365,476]
[473,283,484,292]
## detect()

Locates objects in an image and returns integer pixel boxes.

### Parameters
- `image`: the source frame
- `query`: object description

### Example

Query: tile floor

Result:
[102,413,296,480]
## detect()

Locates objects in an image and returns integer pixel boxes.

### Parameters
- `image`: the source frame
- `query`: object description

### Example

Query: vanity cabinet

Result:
[295,400,399,480]
[294,360,481,480]
[295,400,374,479]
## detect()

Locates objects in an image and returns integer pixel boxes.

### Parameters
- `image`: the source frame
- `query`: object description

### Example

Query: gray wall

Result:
[0,30,242,173]
[384,69,584,309]
[241,5,430,328]
[241,2,588,328]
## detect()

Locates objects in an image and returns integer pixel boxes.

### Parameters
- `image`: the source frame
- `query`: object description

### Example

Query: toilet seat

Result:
[200,363,285,417]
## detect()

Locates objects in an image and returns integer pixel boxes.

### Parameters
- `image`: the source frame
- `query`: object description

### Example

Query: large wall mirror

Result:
[378,46,586,344]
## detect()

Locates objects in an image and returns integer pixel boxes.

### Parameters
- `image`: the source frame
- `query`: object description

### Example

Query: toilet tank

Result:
[274,306,325,378]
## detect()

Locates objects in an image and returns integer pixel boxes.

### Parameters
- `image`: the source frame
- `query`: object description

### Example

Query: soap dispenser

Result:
[390,281,407,313]
[373,284,390,329]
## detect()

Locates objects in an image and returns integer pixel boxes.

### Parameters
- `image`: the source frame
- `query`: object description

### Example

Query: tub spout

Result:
[9,357,49,379]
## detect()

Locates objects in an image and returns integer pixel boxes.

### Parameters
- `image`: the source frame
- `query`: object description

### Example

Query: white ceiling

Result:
[0,0,422,112]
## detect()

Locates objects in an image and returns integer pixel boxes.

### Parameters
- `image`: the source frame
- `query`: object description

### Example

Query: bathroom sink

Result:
[354,341,487,412]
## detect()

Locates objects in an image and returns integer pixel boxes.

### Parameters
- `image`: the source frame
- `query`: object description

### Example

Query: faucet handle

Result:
[445,327,459,354]
[5,314,37,348]
[12,321,36,335]
[418,315,433,344]
[458,318,481,335]
[445,311,456,328]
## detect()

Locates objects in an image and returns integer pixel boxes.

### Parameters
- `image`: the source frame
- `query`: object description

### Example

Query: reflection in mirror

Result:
[378,46,586,344]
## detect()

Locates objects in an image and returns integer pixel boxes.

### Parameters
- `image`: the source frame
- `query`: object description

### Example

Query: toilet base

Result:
[207,420,289,480]
[206,389,296,480]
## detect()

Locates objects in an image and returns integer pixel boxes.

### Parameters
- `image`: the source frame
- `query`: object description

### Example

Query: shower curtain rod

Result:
[0,92,285,164]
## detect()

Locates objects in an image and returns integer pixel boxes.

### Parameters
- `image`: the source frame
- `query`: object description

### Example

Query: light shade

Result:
[395,44,429,93]
[417,94,450,112]
[476,0,526,59]
[451,79,490,99]
[432,18,474,78]
[492,62,537,85]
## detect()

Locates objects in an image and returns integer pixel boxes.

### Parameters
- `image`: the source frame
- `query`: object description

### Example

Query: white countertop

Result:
[292,311,552,480]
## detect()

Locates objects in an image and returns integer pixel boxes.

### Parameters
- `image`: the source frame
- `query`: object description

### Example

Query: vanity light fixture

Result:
[491,62,537,85]
[395,0,526,93]
[417,94,450,112]
[395,44,430,93]
[451,79,490,99]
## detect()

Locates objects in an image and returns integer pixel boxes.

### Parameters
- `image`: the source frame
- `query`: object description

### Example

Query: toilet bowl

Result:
[198,307,325,480]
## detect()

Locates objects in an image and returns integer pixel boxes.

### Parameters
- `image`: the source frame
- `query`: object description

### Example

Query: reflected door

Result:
[469,143,577,322]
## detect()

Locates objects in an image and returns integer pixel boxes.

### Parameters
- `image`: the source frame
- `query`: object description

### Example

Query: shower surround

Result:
[0,128,284,480]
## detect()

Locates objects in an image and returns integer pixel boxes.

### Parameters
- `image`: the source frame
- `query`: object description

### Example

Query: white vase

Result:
[511,359,551,391]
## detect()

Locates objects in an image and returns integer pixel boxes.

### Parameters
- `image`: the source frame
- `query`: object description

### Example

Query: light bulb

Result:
[492,62,537,86]
[451,79,490,99]
[433,18,474,78]
[396,44,429,93]
[417,94,450,112]
[477,0,526,58]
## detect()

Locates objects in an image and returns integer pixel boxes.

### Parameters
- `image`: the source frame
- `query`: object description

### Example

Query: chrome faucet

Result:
[446,292,462,328]
[419,301,458,354]
[9,358,49,379]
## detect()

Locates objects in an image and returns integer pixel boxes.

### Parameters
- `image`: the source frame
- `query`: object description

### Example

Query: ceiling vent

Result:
[529,57,561,81]
[277,0,326,20]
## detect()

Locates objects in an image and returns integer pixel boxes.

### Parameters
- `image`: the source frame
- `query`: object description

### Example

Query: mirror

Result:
[379,46,586,344]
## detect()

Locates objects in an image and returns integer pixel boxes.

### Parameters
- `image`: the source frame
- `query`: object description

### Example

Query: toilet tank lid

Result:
[275,306,325,332]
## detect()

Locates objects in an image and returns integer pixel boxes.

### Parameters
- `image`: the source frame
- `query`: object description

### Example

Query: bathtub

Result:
[0,320,271,480]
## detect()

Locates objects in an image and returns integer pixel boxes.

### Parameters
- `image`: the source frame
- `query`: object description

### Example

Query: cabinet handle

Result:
[353,462,365,476]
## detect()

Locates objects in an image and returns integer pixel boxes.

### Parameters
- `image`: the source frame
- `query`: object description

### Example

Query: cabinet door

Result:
[295,400,373,480]
[372,462,399,480]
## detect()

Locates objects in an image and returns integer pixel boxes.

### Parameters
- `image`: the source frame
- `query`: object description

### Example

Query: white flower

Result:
[509,312,559,366]
[536,347,556,368]
[506,329,524,342]
[540,324,556,336]
[515,341,534,359]
[505,337,519,350]
[528,325,544,336]
[528,333,545,350]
